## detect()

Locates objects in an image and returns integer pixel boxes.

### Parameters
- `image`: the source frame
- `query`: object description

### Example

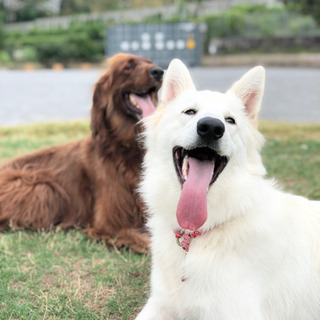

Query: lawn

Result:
[0,120,319,319]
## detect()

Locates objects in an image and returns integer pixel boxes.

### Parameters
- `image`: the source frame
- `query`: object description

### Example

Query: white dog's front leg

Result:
[136,298,175,320]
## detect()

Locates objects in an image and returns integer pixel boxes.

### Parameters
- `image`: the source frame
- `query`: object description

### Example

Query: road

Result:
[0,66,319,126]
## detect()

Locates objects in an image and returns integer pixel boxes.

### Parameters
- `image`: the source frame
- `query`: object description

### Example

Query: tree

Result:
[60,0,118,15]
[16,3,48,22]
[3,0,50,22]
[281,0,320,25]
[0,4,5,49]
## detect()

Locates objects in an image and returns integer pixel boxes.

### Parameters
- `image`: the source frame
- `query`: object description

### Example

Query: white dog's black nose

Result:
[197,117,225,140]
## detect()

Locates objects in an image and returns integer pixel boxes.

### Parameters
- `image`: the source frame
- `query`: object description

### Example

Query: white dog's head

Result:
[142,59,267,232]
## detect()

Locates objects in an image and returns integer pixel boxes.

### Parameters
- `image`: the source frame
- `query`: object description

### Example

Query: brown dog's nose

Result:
[150,67,164,82]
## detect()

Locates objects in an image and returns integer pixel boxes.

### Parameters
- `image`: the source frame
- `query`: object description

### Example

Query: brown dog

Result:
[0,53,163,252]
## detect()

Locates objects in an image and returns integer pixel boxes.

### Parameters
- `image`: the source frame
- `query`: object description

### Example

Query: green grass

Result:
[0,120,319,319]
[0,230,150,319]
[0,121,89,163]
[259,121,320,199]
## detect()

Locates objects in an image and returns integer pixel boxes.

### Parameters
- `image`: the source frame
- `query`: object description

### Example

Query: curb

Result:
[202,53,320,68]
[2,54,320,71]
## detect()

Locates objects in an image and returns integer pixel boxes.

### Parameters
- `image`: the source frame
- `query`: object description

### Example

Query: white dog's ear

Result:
[161,59,195,104]
[228,66,265,125]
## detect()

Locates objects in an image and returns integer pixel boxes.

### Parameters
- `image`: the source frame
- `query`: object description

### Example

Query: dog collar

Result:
[174,228,213,282]
[174,228,210,252]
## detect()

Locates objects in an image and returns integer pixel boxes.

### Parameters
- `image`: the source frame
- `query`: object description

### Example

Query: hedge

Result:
[2,5,320,66]
[203,5,320,54]
[3,20,105,66]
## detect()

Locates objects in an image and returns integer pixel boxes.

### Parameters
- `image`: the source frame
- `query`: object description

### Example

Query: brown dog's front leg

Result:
[109,228,150,253]
[84,227,150,253]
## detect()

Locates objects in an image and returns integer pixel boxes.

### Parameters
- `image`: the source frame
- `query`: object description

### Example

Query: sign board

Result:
[106,22,203,67]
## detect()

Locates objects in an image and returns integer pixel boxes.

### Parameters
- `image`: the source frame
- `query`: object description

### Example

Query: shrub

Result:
[35,41,77,67]
[2,4,320,65]
[4,21,105,66]
[203,4,320,53]
[13,46,38,61]
[0,50,10,63]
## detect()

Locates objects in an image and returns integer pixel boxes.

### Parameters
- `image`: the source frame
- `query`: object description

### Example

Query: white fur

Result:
[137,60,320,320]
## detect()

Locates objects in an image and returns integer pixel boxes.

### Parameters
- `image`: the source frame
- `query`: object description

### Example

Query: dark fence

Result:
[106,23,204,67]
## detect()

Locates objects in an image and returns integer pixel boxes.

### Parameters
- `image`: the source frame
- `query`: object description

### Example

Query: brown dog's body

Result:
[0,54,163,252]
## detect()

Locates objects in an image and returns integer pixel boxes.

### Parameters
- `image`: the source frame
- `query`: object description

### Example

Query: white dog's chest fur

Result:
[144,195,319,320]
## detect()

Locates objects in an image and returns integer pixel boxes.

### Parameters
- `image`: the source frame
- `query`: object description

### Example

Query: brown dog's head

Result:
[91,53,163,151]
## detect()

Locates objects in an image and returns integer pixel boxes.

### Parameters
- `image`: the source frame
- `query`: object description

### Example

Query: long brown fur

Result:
[0,53,163,252]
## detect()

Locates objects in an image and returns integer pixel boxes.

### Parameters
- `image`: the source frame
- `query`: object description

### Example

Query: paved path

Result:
[190,66,320,123]
[0,67,319,127]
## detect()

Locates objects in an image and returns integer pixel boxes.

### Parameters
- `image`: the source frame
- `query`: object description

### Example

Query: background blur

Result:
[0,0,319,125]
[0,0,320,68]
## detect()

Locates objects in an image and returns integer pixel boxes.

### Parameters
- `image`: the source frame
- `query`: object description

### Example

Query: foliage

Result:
[1,0,50,23]
[15,0,49,22]
[203,4,320,54]
[60,0,119,15]
[1,4,320,65]
[0,6,5,50]
[3,21,105,66]
[280,0,320,25]
[0,50,10,63]
[204,4,319,39]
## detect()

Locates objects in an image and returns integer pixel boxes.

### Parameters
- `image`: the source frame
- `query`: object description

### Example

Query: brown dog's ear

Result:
[90,73,112,141]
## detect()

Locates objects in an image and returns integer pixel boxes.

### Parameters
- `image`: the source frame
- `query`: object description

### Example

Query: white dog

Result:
[136,59,320,320]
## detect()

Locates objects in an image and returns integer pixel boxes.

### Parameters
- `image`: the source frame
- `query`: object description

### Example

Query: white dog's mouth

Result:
[173,146,228,231]
[173,146,228,187]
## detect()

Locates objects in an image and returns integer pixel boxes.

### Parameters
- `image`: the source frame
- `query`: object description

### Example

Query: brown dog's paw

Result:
[84,227,109,240]
[110,228,151,253]
[127,231,151,253]
[84,227,150,253]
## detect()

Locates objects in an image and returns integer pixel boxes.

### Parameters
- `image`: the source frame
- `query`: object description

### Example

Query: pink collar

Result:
[174,228,211,252]
[174,228,213,282]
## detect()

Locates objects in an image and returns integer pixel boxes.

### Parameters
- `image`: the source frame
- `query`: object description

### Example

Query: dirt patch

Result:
[41,259,116,312]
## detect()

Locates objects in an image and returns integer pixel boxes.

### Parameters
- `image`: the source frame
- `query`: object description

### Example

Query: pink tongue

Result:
[177,157,214,231]
[130,93,156,118]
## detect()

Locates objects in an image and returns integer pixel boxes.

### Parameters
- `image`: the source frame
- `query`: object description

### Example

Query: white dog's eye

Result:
[184,109,197,115]
[225,117,236,125]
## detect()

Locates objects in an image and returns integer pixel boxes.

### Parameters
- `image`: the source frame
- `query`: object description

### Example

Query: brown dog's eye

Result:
[184,109,197,115]
[125,63,134,70]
